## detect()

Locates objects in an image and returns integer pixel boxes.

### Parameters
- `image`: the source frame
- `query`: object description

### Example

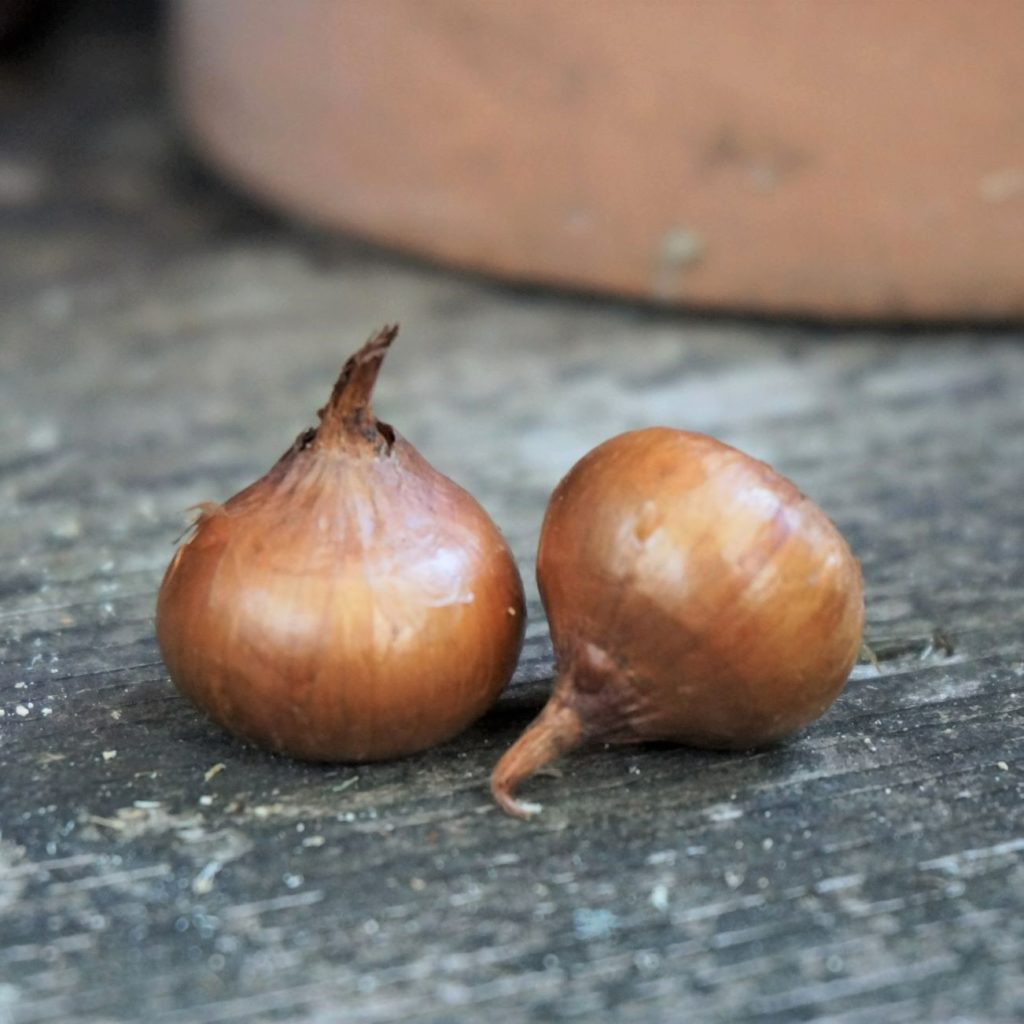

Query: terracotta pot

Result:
[173,0,1024,321]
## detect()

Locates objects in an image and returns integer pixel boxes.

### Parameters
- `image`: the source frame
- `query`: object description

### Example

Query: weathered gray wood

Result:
[1,7,1022,1023]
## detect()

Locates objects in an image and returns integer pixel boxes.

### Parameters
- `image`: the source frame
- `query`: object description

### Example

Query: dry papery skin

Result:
[491,428,864,818]
[157,326,526,762]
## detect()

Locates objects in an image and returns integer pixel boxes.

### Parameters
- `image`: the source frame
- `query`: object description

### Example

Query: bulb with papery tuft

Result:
[491,427,864,818]
[157,326,526,761]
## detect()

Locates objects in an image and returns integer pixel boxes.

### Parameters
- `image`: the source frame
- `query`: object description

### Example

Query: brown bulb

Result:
[491,428,864,818]
[156,326,525,761]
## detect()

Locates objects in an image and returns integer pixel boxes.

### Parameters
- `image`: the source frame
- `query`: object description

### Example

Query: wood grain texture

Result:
[1,7,1022,1023]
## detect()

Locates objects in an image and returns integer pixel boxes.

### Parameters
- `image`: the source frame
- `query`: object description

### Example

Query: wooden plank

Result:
[0,7,1022,1023]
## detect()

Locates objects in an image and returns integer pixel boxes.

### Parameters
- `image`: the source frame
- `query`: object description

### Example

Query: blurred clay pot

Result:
[173,0,1024,321]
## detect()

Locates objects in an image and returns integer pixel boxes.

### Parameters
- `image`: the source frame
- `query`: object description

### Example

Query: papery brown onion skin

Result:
[491,427,864,817]
[156,328,525,762]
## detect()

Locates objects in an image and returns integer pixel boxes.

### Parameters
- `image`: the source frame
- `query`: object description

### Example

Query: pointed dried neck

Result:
[490,678,583,819]
[313,324,399,452]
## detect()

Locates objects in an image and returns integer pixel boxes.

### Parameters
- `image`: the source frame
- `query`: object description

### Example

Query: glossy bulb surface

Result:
[492,427,864,817]
[157,327,526,761]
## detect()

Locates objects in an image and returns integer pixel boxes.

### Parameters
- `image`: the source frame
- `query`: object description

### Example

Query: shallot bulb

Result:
[491,427,864,818]
[157,326,526,761]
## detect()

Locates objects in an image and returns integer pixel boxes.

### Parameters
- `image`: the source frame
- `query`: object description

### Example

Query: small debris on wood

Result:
[920,628,956,660]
